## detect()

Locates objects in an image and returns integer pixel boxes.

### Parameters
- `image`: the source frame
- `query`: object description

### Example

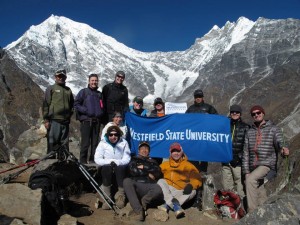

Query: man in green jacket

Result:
[42,69,74,155]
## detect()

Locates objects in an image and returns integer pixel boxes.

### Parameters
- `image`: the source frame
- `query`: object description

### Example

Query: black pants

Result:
[190,161,208,173]
[80,120,100,163]
[101,164,127,188]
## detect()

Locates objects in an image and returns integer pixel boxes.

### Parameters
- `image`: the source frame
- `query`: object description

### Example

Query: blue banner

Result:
[125,112,232,162]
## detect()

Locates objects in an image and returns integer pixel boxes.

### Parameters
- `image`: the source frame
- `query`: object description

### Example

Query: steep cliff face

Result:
[0,50,44,161]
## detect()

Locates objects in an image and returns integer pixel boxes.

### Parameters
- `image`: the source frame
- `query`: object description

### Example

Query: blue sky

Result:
[1,0,300,52]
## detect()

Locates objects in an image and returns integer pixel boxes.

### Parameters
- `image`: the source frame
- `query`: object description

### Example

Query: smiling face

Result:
[251,110,265,123]
[230,111,241,120]
[88,76,98,89]
[170,149,183,161]
[55,74,67,84]
[115,74,125,85]
[138,145,150,157]
[108,132,119,143]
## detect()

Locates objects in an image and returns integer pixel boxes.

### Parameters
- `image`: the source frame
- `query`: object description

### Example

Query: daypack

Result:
[213,190,246,219]
[75,88,104,120]
[28,170,64,214]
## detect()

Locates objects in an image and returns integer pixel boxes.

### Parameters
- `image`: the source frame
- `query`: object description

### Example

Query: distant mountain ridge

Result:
[4,15,300,141]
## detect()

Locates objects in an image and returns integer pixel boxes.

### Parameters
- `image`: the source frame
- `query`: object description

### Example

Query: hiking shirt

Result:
[42,83,74,123]
[160,154,202,190]
[186,101,218,114]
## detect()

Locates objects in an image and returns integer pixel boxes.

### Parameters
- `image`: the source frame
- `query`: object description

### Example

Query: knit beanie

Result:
[250,105,265,115]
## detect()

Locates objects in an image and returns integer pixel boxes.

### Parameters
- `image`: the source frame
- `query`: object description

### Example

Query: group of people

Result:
[42,69,289,221]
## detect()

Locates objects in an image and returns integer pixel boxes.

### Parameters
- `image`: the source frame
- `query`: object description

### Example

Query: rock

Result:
[0,183,42,225]
[57,214,77,225]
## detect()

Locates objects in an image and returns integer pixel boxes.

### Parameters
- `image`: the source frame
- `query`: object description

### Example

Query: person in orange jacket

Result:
[157,142,202,218]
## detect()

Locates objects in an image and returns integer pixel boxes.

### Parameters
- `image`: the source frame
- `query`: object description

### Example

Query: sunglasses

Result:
[116,75,125,80]
[109,133,119,137]
[230,111,240,114]
[251,111,262,117]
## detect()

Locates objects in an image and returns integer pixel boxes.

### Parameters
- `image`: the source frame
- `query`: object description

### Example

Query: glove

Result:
[110,161,117,168]
[183,183,193,195]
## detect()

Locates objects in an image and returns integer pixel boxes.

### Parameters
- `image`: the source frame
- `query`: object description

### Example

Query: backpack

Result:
[28,170,64,214]
[213,190,246,219]
[75,88,104,120]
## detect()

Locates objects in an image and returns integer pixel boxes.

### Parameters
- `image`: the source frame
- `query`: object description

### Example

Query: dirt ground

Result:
[0,163,238,225]
[68,192,237,225]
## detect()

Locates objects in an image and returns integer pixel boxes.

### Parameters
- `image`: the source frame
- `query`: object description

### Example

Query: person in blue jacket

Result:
[74,74,104,164]
[129,96,147,116]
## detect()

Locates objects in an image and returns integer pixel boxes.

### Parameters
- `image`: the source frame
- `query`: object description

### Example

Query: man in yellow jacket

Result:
[157,142,202,218]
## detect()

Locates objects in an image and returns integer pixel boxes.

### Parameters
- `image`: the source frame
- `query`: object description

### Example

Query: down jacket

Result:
[94,137,131,166]
[242,120,285,174]
[186,101,218,114]
[160,154,202,190]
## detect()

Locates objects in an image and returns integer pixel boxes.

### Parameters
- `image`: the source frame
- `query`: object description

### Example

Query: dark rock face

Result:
[0,50,44,161]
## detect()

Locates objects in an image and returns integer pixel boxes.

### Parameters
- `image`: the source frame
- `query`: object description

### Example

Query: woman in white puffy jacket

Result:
[94,125,131,210]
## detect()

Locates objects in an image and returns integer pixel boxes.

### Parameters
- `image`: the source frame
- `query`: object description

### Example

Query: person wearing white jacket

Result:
[95,125,131,210]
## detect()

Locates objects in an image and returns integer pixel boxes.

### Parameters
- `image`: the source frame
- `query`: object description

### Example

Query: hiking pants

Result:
[47,120,69,154]
[157,178,196,208]
[123,178,163,213]
[222,164,245,198]
[80,120,100,163]
[101,164,127,188]
[245,166,270,212]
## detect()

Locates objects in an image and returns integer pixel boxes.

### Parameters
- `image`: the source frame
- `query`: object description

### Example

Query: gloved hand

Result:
[183,183,193,195]
[110,161,117,168]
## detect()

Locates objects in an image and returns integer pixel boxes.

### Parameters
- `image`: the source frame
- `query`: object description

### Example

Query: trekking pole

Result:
[63,148,120,214]
[281,128,291,190]
[0,159,40,175]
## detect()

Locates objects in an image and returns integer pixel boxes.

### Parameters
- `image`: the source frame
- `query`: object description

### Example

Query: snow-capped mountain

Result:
[4,15,300,140]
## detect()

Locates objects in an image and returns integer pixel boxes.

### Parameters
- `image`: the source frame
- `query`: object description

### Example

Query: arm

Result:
[74,89,87,114]
[115,140,131,166]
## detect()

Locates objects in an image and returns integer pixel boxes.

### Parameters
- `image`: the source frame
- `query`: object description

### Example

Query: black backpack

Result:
[28,170,64,214]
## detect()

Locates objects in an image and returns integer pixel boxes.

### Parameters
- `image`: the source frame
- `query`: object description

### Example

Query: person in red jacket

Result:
[157,142,202,219]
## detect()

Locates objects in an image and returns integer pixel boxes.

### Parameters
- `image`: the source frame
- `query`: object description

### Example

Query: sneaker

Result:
[157,203,169,212]
[174,208,185,218]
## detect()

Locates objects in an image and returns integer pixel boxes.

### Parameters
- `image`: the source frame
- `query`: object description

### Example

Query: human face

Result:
[230,111,241,120]
[138,146,150,157]
[55,74,66,84]
[194,96,203,104]
[89,76,98,89]
[170,149,183,161]
[251,110,264,123]
[133,101,142,109]
[112,116,123,126]
[155,103,163,110]
[108,132,119,143]
[115,75,125,85]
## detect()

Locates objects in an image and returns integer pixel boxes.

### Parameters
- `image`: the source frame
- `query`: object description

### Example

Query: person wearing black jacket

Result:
[123,141,163,221]
[185,89,218,173]
[102,71,129,124]
[222,104,249,198]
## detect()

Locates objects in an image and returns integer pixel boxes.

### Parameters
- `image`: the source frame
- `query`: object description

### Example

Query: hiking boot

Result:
[115,188,126,209]
[131,209,145,221]
[157,203,169,212]
[100,185,111,210]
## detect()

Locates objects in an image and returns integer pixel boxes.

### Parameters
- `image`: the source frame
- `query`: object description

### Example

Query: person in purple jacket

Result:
[74,74,104,164]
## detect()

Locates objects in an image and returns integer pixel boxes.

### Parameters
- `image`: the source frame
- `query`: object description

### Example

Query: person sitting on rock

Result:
[94,125,131,209]
[123,141,163,221]
[157,142,202,219]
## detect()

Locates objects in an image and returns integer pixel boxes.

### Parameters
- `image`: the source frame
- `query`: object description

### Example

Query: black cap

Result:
[54,69,66,77]
[139,141,150,149]
[116,71,125,78]
[230,104,242,113]
[154,97,164,105]
[133,96,143,104]
[194,89,204,98]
